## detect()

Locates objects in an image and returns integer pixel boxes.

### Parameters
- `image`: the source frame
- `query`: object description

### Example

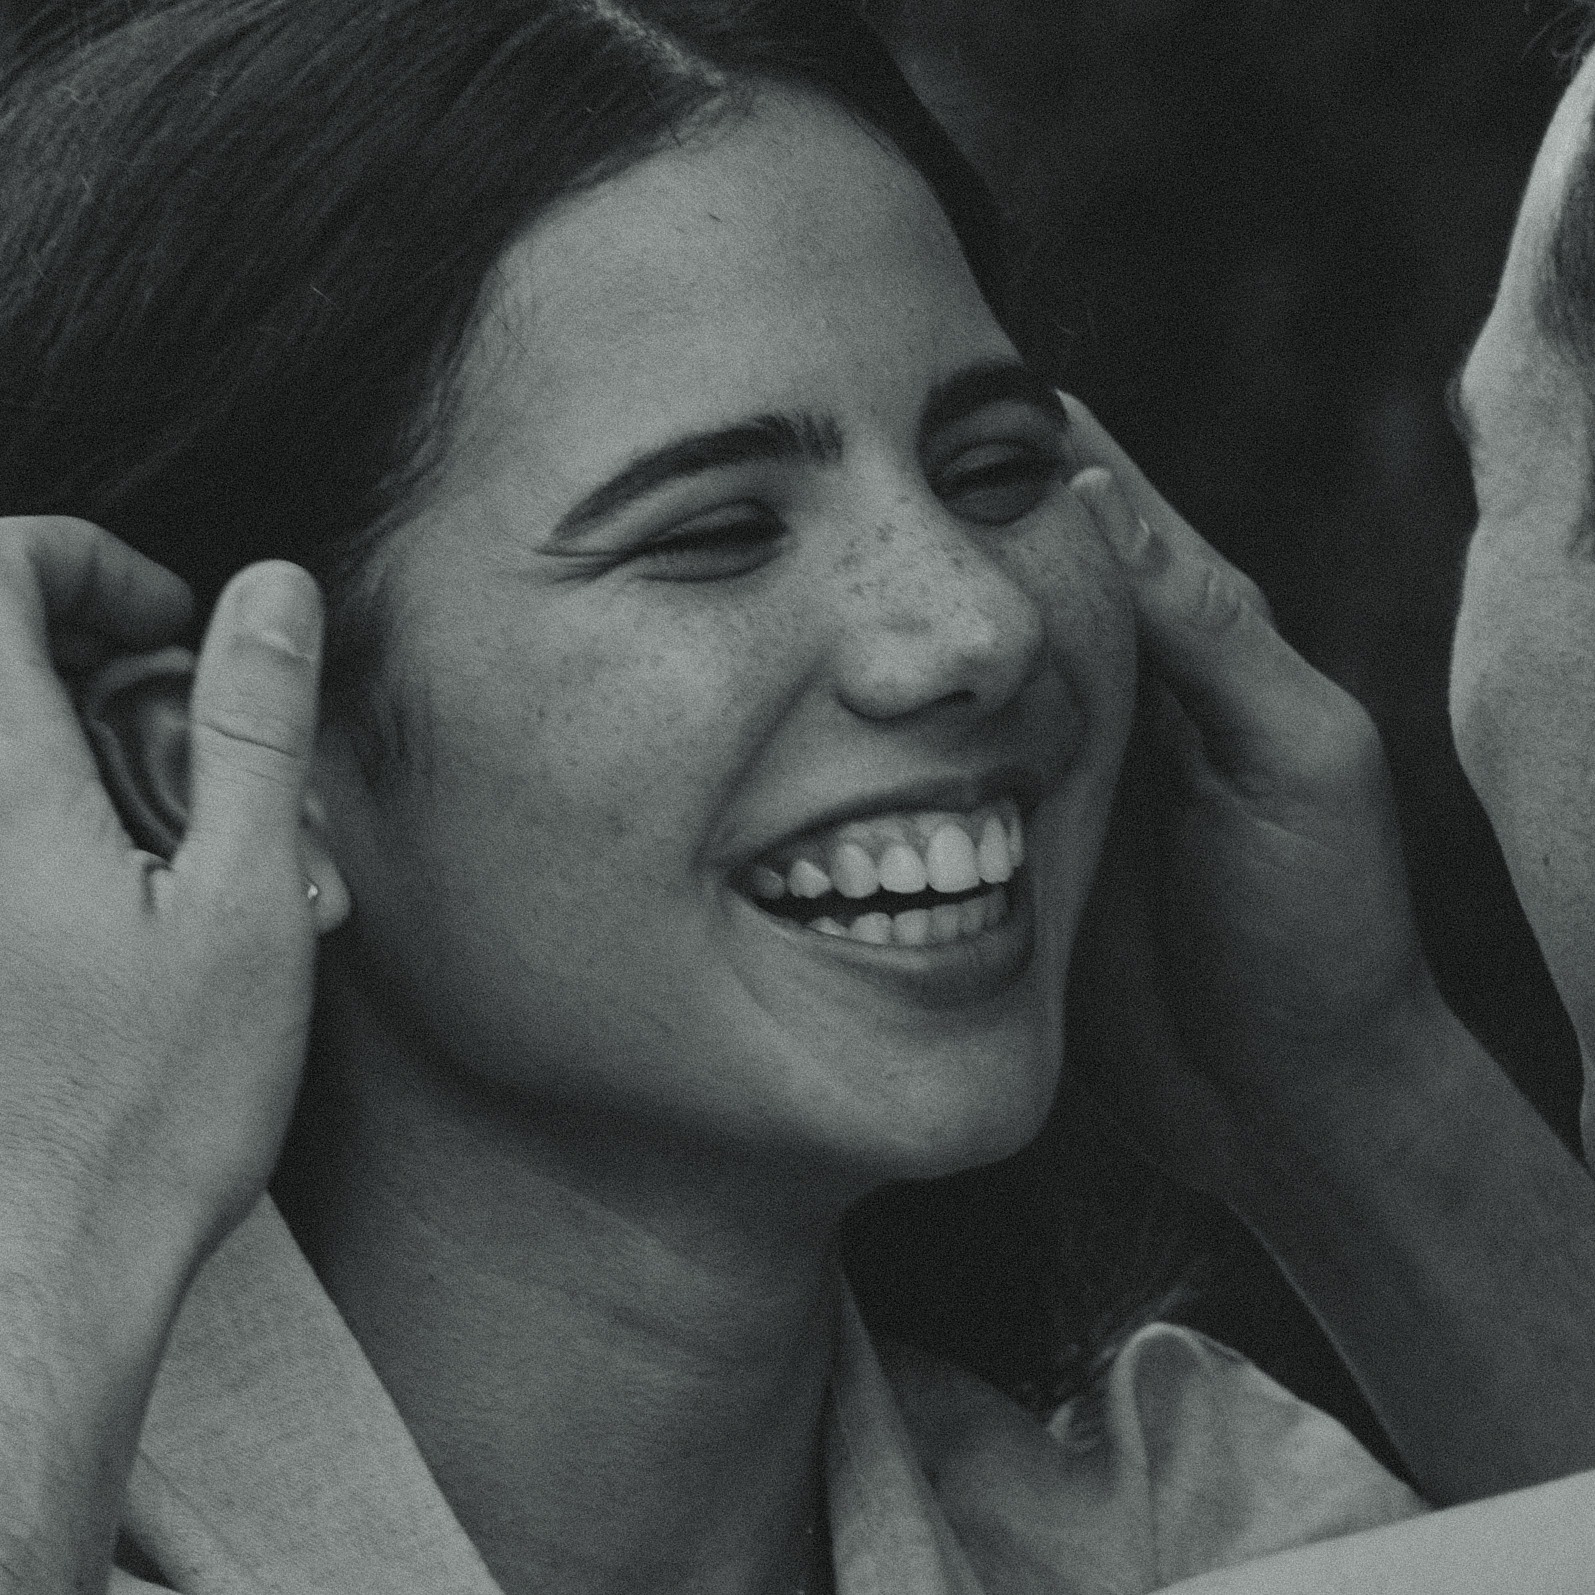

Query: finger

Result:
[177,562,324,891]
[1072,464,1355,786]
[1058,395,1274,626]
[0,517,193,806]
[0,516,193,655]
[51,630,116,678]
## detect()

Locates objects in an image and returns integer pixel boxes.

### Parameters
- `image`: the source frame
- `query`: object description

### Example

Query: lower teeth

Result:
[808,886,1008,946]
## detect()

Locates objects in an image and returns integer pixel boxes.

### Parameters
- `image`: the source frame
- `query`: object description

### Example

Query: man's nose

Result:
[826,508,1047,724]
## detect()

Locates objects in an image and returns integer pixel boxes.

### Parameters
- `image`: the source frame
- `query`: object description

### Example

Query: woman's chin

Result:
[882,1086,1054,1183]
[703,880,1061,1184]
[784,1029,1060,1191]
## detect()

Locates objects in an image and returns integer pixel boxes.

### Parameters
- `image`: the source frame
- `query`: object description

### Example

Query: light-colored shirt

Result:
[111,1199,1423,1595]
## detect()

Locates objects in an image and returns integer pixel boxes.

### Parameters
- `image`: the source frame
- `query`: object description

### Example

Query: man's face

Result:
[1451,49,1595,1151]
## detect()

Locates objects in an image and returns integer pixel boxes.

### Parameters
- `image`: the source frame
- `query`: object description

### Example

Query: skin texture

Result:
[14,49,1595,1595]
[0,539,334,1595]
[1450,47,1595,1160]
[1064,404,1595,1508]
[0,88,1136,1595]
[318,90,1134,1194]
[283,88,1137,1595]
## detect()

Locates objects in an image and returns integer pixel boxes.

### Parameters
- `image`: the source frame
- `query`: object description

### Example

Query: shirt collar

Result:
[123,1196,984,1595]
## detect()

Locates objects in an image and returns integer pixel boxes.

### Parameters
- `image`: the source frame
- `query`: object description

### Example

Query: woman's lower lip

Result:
[730,878,1036,1008]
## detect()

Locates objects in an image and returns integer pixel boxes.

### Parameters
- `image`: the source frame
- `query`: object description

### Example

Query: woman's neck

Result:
[275,986,843,1595]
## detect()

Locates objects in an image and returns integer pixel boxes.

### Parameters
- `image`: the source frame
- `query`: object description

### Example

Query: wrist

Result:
[0,1186,198,1595]
[1213,975,1488,1220]
[0,1155,214,1352]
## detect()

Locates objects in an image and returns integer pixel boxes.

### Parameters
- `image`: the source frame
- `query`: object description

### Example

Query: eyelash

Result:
[628,509,785,582]
[623,441,1063,581]
[933,442,1063,523]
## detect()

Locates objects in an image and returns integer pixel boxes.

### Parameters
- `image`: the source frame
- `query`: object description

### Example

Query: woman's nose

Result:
[828,510,1047,724]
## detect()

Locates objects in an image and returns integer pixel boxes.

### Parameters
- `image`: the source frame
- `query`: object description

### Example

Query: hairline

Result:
[345,72,1003,782]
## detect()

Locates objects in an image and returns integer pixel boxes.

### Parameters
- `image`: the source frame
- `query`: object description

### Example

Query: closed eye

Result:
[625,506,785,582]
[935,442,1061,526]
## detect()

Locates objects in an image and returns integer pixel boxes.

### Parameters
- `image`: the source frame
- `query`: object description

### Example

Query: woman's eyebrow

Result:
[546,360,1063,546]
[917,360,1070,445]
[548,412,844,544]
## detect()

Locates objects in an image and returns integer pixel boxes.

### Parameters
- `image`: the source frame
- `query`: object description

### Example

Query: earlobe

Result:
[78,645,196,859]
[299,789,354,934]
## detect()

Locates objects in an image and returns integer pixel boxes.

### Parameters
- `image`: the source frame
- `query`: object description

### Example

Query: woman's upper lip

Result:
[724,762,1047,871]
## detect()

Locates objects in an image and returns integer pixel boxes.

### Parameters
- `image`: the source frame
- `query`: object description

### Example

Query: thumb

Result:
[1072,465,1352,787]
[177,562,324,890]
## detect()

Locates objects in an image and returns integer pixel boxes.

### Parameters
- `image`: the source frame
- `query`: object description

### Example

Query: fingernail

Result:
[231,562,322,661]
[1071,468,1162,571]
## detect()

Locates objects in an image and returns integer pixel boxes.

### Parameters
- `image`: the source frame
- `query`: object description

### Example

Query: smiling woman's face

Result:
[323,88,1136,1192]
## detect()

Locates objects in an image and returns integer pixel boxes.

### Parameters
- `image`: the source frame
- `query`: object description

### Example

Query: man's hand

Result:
[1061,402,1595,1505]
[0,516,326,1593]
[1060,410,1430,1192]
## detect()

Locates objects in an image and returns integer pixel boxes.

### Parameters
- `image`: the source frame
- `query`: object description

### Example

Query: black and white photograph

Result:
[1,1,1594,1590]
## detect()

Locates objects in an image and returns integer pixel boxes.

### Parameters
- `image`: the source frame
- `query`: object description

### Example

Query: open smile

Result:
[730,798,1036,1002]
[742,798,1023,943]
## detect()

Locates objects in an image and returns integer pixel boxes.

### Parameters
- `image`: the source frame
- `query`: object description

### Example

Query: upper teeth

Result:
[747,799,1024,903]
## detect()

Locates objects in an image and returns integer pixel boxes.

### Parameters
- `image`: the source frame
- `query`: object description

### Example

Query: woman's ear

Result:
[79,645,195,859]
[78,646,353,932]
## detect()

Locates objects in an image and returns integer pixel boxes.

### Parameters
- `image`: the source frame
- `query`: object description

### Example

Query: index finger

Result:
[0,516,193,803]
[1058,395,1273,621]
[0,516,193,652]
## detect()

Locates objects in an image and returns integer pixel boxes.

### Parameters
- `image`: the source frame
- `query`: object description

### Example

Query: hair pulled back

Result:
[0,0,1003,703]
[0,0,1192,1401]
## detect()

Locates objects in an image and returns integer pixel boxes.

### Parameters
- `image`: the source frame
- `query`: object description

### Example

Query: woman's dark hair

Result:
[0,0,1191,1404]
[0,0,1003,717]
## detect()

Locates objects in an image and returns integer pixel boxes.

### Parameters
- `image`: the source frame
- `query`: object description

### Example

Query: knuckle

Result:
[1242,577,1275,626]
[0,515,96,572]
[191,696,310,769]
[1337,705,1389,780]
[1231,570,1270,618]
[1188,564,1258,633]
[1296,697,1387,790]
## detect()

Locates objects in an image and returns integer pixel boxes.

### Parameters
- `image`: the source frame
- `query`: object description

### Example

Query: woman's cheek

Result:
[474,612,774,860]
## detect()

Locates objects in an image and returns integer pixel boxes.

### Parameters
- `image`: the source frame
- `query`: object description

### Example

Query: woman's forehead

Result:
[449,88,1009,492]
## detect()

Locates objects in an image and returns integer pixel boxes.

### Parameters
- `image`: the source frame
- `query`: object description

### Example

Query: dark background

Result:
[861,0,1591,1450]
[4,0,1587,1456]
[866,0,1583,1129]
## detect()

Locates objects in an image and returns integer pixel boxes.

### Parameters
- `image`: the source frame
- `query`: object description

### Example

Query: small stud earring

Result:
[306,880,321,905]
